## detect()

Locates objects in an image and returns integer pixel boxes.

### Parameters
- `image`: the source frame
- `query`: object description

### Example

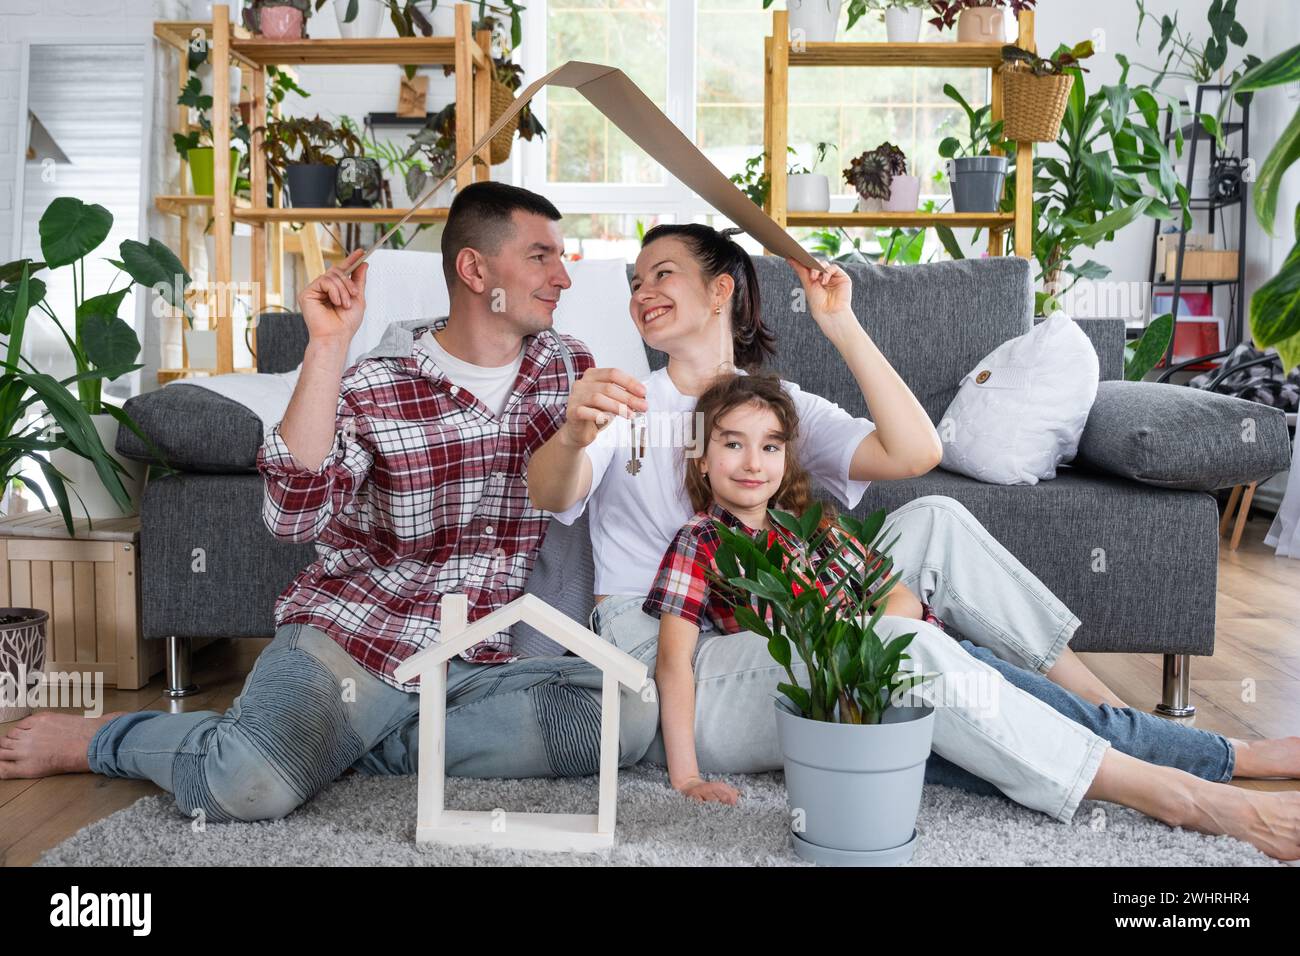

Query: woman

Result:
[526,223,1300,860]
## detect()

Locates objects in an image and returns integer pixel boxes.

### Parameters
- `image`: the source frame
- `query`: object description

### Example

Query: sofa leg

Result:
[164,636,200,698]
[1156,653,1196,718]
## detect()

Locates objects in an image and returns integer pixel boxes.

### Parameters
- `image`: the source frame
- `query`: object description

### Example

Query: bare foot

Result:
[1229,736,1300,779]
[1183,782,1300,861]
[0,711,128,779]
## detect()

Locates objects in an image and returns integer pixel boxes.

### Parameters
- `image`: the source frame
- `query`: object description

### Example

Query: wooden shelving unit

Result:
[763,9,1036,258]
[153,3,496,376]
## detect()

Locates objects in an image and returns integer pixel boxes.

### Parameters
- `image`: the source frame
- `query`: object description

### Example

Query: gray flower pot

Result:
[285,163,338,209]
[945,155,1009,213]
[1,608,48,722]
[775,700,934,866]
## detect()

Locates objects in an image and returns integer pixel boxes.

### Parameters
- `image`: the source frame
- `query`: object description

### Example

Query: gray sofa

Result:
[118,255,1292,713]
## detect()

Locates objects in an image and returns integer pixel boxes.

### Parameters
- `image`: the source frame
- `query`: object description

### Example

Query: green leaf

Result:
[80,313,142,374]
[1254,106,1300,236]
[934,224,964,261]
[118,238,192,317]
[0,277,46,334]
[1080,151,1114,209]
[38,197,113,269]
[1125,313,1174,381]
[0,259,46,283]
[1074,196,1153,245]
[4,263,31,372]
[1232,43,1300,93]
[76,288,130,326]
[1250,207,1300,373]
[777,683,812,718]
[938,136,960,159]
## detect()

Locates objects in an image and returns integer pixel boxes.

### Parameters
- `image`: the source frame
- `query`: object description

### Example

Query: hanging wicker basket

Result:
[489,80,521,165]
[1002,66,1074,143]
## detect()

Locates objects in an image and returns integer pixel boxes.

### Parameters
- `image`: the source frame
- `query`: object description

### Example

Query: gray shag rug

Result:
[37,766,1279,866]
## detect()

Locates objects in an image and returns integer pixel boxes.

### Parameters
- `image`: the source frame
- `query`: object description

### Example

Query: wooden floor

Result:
[2,516,1299,866]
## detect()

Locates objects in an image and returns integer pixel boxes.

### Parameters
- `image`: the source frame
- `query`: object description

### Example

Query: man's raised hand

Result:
[299,248,369,347]
[560,367,649,448]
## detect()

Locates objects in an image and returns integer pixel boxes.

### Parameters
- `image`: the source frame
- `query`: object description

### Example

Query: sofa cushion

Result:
[117,384,263,473]
[1074,380,1293,491]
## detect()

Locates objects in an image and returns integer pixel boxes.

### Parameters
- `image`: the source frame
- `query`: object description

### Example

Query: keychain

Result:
[625,413,648,476]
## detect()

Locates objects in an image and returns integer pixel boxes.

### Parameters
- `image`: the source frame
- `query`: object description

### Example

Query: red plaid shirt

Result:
[643,502,948,634]
[257,317,593,691]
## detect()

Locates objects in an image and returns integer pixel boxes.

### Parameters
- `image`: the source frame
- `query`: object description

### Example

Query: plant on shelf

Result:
[856,1,930,43]
[1132,0,1259,92]
[928,0,1035,42]
[0,198,187,531]
[258,114,364,208]
[1000,41,1095,143]
[400,105,458,201]
[246,0,315,39]
[845,141,919,212]
[937,84,1005,160]
[174,74,250,198]
[1221,43,1300,372]
[789,141,837,176]
[731,148,782,208]
[787,141,837,214]
[1001,40,1093,77]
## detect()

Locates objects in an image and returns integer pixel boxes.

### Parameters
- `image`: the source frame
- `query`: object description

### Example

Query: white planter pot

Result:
[50,414,146,522]
[335,0,384,38]
[884,173,920,211]
[776,701,935,865]
[422,1,458,36]
[0,609,47,723]
[788,0,843,44]
[195,58,242,111]
[185,327,219,370]
[787,173,831,212]
[885,6,923,43]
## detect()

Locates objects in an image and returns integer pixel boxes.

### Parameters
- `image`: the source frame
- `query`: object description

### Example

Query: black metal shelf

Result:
[1146,83,1251,371]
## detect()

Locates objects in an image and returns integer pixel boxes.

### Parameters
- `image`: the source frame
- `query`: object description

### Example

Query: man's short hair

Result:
[441,181,562,292]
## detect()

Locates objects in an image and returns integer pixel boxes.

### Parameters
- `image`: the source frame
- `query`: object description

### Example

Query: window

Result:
[518,2,987,255]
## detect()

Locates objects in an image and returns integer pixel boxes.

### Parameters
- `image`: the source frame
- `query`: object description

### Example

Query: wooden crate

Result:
[1165,249,1239,281]
[0,512,163,690]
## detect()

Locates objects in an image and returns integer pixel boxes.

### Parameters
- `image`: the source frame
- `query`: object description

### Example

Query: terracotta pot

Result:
[957,6,1007,42]
[259,6,305,40]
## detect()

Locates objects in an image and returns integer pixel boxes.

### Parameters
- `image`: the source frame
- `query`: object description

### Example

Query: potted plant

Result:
[247,0,313,39]
[0,199,188,520]
[1132,0,1259,126]
[846,142,919,212]
[174,75,249,197]
[928,0,1036,44]
[1000,40,1094,143]
[0,608,47,722]
[333,0,383,37]
[259,114,363,208]
[706,505,936,865]
[937,83,1006,212]
[787,141,836,212]
[859,0,930,43]
[764,0,843,44]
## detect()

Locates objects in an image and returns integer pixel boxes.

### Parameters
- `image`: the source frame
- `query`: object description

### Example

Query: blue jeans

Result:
[88,623,658,822]
[924,640,1234,796]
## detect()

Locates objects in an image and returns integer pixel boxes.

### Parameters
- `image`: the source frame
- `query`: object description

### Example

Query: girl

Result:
[646,372,1298,815]
[527,223,1300,859]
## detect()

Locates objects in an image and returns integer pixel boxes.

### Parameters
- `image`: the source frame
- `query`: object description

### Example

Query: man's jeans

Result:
[88,623,658,823]
[593,495,1230,823]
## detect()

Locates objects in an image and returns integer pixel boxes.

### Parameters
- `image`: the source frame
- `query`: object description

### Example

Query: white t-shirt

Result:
[417,330,525,418]
[552,366,877,596]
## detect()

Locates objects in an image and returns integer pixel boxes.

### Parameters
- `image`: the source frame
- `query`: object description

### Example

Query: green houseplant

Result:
[258,114,363,208]
[706,503,935,863]
[928,0,1037,43]
[857,1,931,43]
[0,198,187,523]
[1221,44,1300,373]
[787,141,836,213]
[846,141,918,212]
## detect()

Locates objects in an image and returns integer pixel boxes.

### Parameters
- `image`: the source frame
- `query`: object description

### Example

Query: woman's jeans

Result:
[593,495,1232,823]
[87,622,658,823]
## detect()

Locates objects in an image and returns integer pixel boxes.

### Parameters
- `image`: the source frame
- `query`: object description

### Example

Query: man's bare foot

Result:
[0,711,128,780]
[1229,736,1300,779]
[1182,781,1300,861]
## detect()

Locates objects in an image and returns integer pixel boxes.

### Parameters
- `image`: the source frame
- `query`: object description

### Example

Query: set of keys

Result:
[625,413,648,476]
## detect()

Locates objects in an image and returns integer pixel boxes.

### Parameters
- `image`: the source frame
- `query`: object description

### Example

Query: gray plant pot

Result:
[775,699,934,866]
[946,155,1009,213]
[0,608,48,722]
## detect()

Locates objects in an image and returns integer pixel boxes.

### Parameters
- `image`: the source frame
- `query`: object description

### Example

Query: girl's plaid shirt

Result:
[642,502,948,634]
[257,318,593,691]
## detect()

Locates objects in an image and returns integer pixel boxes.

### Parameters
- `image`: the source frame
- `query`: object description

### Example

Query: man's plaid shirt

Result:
[257,316,593,691]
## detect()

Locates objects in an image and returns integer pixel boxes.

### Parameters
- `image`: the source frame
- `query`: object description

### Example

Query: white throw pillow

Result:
[938,312,1099,486]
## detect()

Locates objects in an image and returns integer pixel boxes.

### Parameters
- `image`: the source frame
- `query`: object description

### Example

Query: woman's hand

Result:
[676,776,740,805]
[785,256,859,342]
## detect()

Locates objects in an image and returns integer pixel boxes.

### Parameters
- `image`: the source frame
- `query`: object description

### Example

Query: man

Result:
[0,182,658,822]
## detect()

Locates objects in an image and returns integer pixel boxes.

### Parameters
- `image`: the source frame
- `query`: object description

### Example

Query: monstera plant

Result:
[0,197,185,529]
